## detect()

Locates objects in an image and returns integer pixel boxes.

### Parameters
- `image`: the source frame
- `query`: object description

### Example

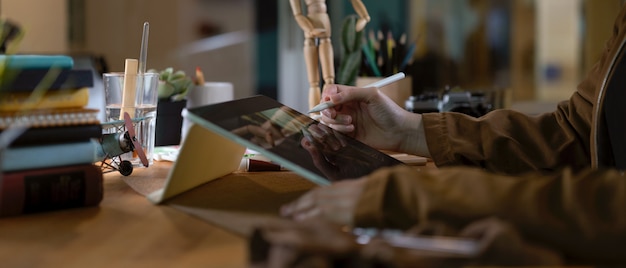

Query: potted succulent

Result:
[336,15,364,86]
[150,67,194,146]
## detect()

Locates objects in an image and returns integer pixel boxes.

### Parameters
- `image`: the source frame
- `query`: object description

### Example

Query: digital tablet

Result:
[148,95,406,203]
[184,95,404,186]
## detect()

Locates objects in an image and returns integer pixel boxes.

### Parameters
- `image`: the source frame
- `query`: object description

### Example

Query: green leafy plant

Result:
[150,67,193,101]
[336,15,364,86]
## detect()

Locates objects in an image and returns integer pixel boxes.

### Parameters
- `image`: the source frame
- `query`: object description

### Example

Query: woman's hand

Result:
[319,84,429,156]
[280,178,367,226]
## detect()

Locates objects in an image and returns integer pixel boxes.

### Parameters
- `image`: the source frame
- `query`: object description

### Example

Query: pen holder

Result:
[356,76,412,108]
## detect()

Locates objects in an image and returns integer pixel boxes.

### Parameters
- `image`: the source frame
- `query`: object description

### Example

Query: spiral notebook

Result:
[0,108,100,129]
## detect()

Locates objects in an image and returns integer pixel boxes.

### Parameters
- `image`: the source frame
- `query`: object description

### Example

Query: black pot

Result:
[155,99,186,146]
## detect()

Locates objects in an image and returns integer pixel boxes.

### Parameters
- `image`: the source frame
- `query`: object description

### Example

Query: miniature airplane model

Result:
[96,112,149,176]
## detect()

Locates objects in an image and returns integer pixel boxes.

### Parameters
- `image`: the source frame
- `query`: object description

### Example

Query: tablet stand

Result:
[147,123,246,203]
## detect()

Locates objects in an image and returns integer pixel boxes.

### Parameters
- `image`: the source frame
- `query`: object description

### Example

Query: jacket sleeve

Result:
[421,99,592,174]
[353,165,626,262]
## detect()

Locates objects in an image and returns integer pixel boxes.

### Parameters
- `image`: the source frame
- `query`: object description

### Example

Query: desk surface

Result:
[0,159,432,267]
[0,161,249,268]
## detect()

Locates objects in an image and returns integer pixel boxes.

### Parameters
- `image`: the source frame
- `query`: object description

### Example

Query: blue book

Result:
[0,55,74,70]
[1,139,100,172]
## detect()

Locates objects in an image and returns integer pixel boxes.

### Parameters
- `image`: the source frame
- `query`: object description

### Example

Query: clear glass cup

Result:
[103,72,159,167]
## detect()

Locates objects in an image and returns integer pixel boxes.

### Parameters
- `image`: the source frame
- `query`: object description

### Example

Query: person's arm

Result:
[354,165,626,261]
[422,101,591,174]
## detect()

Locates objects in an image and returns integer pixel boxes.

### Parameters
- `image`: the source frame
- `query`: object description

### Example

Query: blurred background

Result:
[1,0,624,114]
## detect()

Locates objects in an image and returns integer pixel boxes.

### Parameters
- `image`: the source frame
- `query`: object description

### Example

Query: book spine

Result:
[0,164,103,217]
[0,87,89,112]
[0,69,94,92]
[2,124,103,146]
[0,55,74,69]
[1,139,101,172]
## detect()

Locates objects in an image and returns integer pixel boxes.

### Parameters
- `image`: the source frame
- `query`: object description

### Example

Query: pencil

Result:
[399,41,416,72]
[120,58,138,119]
[195,66,205,85]
[361,43,381,77]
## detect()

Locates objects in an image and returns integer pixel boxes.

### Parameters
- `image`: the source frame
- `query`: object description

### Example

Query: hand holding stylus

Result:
[314,71,419,155]
[308,72,405,114]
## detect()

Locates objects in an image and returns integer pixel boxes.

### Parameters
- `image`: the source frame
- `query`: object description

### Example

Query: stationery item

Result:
[120,59,138,119]
[0,54,74,69]
[307,72,405,113]
[153,145,180,162]
[360,30,418,76]
[0,164,103,218]
[399,41,417,72]
[385,31,395,75]
[388,153,428,165]
[1,123,102,146]
[195,67,206,85]
[355,75,412,108]
[0,87,90,112]
[0,69,94,92]
[378,30,388,76]
[0,108,100,129]
[138,22,150,75]
[1,139,101,172]
[352,228,479,257]
[147,95,405,204]
[395,33,407,73]
[361,43,381,77]
[239,158,285,172]
[239,149,286,171]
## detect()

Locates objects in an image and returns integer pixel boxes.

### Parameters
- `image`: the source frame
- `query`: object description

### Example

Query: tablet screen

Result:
[185,95,403,185]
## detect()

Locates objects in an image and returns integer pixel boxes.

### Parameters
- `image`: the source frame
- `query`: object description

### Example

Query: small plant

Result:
[336,15,364,86]
[150,67,193,101]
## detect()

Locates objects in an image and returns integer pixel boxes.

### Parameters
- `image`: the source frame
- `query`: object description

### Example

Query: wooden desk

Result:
[0,159,431,267]
[0,161,249,268]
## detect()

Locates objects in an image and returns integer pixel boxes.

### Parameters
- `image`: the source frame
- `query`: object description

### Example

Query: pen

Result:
[307,72,405,114]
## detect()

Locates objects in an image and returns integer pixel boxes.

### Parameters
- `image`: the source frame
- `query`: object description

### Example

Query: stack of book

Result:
[0,54,104,217]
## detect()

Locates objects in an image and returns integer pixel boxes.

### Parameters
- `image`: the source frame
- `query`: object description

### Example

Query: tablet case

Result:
[147,123,245,204]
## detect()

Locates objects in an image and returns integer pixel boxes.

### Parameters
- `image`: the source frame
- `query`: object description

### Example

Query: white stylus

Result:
[307,72,406,114]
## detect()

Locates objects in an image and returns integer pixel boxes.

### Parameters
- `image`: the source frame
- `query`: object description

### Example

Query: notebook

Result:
[147,95,404,204]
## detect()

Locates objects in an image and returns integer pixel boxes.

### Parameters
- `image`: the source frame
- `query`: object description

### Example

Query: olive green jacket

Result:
[354,4,626,264]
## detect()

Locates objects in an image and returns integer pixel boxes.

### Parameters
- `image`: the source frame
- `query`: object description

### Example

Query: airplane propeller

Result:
[123,112,149,167]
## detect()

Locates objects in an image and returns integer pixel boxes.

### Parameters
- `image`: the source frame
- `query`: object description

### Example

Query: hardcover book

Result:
[0,69,94,92]
[0,163,103,217]
[0,87,90,112]
[0,55,74,70]
[1,139,101,172]
[1,123,102,146]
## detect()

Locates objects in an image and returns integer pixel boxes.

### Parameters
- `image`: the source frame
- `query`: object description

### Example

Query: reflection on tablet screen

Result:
[186,95,403,185]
